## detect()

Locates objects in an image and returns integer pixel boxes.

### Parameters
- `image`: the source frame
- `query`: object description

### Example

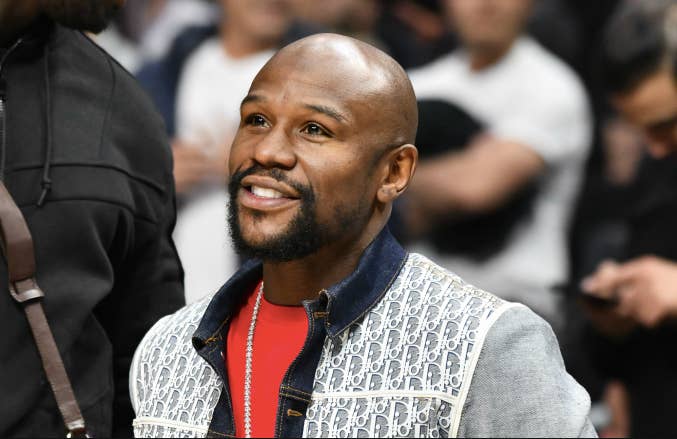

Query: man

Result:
[583,0,677,335]
[579,1,677,436]
[404,0,592,329]
[584,0,677,324]
[0,1,184,436]
[130,34,595,438]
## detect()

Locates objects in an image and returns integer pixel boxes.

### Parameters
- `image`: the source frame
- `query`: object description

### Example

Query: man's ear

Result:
[377,144,418,203]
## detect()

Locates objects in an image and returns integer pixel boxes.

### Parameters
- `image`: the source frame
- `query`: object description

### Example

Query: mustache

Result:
[228,165,314,201]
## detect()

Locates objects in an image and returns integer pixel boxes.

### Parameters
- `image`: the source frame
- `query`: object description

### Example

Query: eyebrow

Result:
[241,94,265,107]
[304,104,348,123]
[241,94,348,124]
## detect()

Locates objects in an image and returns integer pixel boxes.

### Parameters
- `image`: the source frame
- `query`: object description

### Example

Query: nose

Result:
[252,125,297,169]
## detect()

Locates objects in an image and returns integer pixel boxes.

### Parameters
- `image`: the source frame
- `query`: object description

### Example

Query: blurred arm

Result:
[405,135,544,235]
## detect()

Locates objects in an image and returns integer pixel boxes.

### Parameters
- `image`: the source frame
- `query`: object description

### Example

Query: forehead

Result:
[249,70,384,128]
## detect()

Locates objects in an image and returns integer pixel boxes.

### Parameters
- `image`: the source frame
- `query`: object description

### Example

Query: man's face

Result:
[613,66,677,159]
[42,0,125,32]
[222,0,293,44]
[444,0,532,51]
[228,57,387,261]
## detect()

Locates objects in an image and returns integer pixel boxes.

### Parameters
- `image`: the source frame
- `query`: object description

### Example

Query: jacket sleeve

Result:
[456,305,597,438]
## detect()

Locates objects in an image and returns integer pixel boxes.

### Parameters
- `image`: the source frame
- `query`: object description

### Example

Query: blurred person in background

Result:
[137,0,311,303]
[577,0,677,436]
[92,0,218,73]
[377,0,456,69]
[292,0,384,48]
[405,0,592,330]
[0,0,183,436]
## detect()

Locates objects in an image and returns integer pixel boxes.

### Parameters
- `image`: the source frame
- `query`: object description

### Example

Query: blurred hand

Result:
[172,141,219,194]
[582,256,677,329]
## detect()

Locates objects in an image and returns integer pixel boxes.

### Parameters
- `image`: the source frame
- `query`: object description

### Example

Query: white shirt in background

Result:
[408,36,592,326]
[174,38,275,303]
[139,0,219,62]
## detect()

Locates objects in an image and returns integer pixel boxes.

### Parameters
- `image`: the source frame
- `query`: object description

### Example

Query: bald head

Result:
[229,33,419,263]
[255,33,418,147]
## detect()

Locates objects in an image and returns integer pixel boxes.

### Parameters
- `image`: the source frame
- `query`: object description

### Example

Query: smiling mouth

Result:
[239,184,301,211]
[249,185,287,199]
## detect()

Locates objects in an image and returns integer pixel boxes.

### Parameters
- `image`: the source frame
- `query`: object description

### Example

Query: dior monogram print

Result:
[131,253,517,438]
[303,254,515,438]
[130,296,222,438]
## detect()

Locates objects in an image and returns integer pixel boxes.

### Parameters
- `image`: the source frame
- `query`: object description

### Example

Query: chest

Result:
[303,291,495,438]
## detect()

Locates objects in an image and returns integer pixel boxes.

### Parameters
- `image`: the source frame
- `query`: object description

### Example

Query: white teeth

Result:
[251,185,284,199]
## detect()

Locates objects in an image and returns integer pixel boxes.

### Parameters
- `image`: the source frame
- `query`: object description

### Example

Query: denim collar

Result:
[322,227,407,338]
[192,226,407,347]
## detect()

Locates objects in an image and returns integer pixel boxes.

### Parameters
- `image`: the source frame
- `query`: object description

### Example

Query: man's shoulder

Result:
[131,296,213,380]
[401,252,511,313]
[137,296,213,350]
[456,302,595,437]
[389,252,522,340]
[52,25,172,179]
[130,296,222,437]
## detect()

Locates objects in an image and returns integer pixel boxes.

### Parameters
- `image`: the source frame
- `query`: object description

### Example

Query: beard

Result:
[42,0,121,33]
[228,165,366,263]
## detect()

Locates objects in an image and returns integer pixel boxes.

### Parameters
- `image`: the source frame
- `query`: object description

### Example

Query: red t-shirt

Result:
[226,281,309,437]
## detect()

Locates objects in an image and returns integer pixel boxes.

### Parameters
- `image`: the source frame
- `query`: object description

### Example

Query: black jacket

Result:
[0,21,184,437]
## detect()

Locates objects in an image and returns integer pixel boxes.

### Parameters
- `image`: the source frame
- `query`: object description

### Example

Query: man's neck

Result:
[220,22,276,59]
[467,39,516,71]
[260,220,385,306]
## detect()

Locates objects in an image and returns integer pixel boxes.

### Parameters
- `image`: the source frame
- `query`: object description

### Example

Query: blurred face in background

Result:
[291,0,380,32]
[613,65,677,159]
[444,0,532,52]
[222,0,293,44]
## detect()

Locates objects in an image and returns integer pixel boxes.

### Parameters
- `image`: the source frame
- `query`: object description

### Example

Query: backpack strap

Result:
[0,182,89,437]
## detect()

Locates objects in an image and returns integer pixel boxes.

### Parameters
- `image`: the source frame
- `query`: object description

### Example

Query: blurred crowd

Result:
[91,0,677,437]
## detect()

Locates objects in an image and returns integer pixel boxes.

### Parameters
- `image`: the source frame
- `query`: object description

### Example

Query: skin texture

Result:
[613,64,677,159]
[228,33,418,305]
[220,0,293,58]
[404,0,543,237]
[443,0,533,70]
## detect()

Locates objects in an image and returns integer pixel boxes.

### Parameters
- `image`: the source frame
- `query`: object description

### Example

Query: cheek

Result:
[305,156,375,216]
[228,136,249,175]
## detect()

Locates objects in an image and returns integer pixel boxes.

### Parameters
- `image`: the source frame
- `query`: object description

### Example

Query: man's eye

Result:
[246,114,268,127]
[302,123,328,136]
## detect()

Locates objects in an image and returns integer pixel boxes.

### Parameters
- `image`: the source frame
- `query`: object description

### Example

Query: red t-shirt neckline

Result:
[226,281,309,437]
